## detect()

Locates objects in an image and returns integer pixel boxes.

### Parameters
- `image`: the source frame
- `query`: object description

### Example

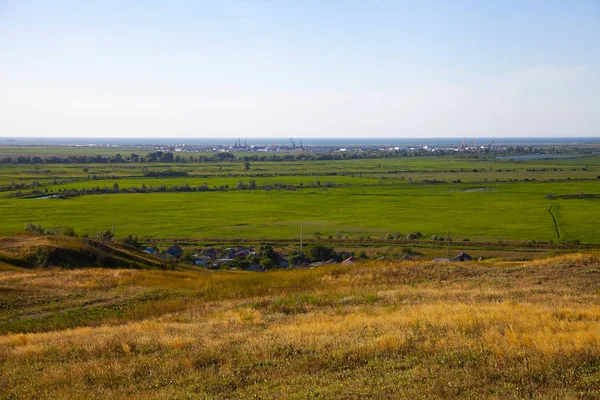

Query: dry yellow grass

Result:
[1,253,600,398]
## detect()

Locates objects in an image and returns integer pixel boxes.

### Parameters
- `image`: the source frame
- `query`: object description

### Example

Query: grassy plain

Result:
[1,253,600,398]
[1,154,599,244]
[1,181,599,243]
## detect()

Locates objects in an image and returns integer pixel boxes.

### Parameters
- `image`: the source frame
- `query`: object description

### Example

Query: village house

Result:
[453,252,472,262]
[163,245,184,259]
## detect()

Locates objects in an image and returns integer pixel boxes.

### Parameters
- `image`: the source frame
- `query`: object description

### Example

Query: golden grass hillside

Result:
[1,253,600,399]
[0,235,165,270]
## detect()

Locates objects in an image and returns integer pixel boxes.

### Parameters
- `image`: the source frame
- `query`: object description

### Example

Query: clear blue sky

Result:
[1,0,598,138]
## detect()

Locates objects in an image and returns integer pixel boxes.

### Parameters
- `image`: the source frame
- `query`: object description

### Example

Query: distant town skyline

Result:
[1,1,599,138]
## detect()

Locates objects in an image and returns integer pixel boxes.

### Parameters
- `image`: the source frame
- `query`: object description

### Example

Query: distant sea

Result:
[3,137,600,147]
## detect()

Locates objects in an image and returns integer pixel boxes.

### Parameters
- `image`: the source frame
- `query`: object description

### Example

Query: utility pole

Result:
[447,229,450,257]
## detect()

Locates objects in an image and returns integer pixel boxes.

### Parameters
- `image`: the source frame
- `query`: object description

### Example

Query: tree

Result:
[258,244,276,261]
[260,258,276,270]
[120,234,140,248]
[96,230,114,242]
[244,162,250,170]
[160,152,174,162]
[308,244,334,262]
[288,249,308,266]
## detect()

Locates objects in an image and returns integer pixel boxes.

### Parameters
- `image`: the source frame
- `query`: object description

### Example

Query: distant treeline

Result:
[0,150,431,164]
[9,180,344,199]
[1,146,594,165]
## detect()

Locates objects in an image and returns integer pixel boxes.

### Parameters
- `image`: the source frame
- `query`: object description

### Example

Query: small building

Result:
[453,252,472,262]
[234,248,254,258]
[222,248,237,258]
[342,256,361,265]
[165,245,184,258]
[432,257,452,263]
[142,248,156,255]
[246,264,266,273]
[214,258,234,266]
[194,255,212,263]
[202,248,219,260]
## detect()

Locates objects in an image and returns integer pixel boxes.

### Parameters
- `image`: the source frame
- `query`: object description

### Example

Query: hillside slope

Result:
[0,235,166,270]
[1,253,599,398]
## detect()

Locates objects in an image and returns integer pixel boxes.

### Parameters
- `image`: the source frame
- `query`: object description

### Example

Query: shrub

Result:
[61,226,76,237]
[27,246,51,267]
[25,223,47,235]
[308,244,334,262]
[97,230,114,242]
[120,235,140,248]
[260,258,276,270]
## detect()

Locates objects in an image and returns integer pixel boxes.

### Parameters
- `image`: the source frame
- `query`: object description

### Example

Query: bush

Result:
[97,230,114,242]
[120,235,140,248]
[260,258,276,270]
[27,246,51,267]
[61,226,76,237]
[308,244,334,262]
[25,223,47,235]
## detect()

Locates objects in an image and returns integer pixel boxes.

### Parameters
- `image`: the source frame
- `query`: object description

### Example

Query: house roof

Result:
[167,245,183,255]
[246,264,265,272]
[432,258,452,262]
[342,256,361,264]
[453,252,472,260]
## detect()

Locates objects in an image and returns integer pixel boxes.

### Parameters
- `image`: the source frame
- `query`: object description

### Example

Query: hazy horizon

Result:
[1,1,599,139]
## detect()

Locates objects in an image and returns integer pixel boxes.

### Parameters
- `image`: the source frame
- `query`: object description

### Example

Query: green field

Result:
[1,154,599,243]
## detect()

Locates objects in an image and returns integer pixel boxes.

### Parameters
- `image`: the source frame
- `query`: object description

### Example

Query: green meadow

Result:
[1,180,598,243]
[1,153,599,243]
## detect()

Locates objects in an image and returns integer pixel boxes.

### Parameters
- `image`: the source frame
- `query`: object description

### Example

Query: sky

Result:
[1,0,599,139]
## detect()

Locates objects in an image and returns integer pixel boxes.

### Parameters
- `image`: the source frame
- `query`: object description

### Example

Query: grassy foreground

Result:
[1,253,600,398]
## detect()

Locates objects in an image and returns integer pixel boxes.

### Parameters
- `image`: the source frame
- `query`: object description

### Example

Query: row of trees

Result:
[11,179,342,199]
[0,148,506,165]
